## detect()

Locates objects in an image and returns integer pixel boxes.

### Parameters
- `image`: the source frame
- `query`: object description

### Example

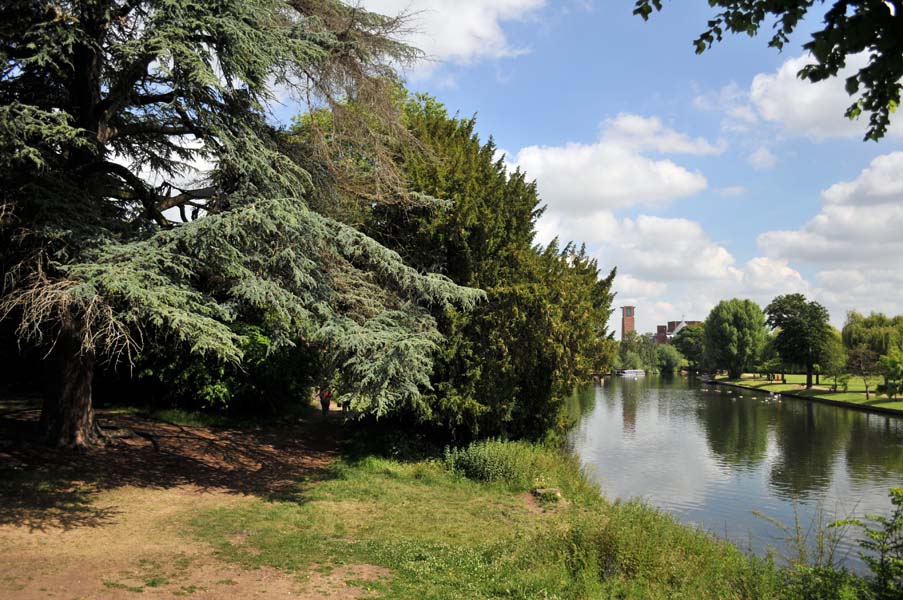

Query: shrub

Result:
[442,439,537,488]
[441,439,598,502]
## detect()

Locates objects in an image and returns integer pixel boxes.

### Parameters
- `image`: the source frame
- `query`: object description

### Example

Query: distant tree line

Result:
[650,294,903,400]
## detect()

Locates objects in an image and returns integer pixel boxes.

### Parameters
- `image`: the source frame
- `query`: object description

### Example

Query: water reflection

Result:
[697,393,769,471]
[568,376,903,571]
[768,402,850,500]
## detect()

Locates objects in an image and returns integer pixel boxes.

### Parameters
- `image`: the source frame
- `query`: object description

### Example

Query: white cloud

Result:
[740,257,810,294]
[617,274,667,298]
[756,151,903,324]
[696,53,900,141]
[747,146,777,170]
[614,216,741,283]
[693,81,759,133]
[759,153,903,264]
[360,0,545,72]
[511,114,714,213]
[749,53,872,140]
[602,113,726,155]
[821,152,903,206]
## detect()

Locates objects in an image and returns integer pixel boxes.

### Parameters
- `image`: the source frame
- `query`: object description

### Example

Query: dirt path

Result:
[0,400,383,599]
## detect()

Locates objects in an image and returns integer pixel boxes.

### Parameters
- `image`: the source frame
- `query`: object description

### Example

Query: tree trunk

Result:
[805,365,813,389]
[816,372,820,386]
[41,326,101,449]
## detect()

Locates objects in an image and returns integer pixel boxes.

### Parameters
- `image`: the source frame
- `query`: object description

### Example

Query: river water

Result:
[567,375,903,572]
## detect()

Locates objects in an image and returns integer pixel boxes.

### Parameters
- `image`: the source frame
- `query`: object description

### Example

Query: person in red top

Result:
[318,387,332,416]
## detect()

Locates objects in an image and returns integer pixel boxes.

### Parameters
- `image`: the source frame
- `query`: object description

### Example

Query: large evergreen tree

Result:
[0,1,481,447]
[363,96,617,439]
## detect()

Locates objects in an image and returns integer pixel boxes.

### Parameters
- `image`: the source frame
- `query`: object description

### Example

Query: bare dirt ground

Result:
[0,397,385,599]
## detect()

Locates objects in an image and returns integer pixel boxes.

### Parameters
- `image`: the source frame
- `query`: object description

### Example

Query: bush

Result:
[132,323,319,414]
[443,439,540,488]
[442,439,597,502]
[781,566,872,600]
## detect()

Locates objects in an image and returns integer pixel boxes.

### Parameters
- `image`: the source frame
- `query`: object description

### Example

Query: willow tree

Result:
[0,0,481,448]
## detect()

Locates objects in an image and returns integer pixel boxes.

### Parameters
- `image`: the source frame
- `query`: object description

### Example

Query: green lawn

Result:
[186,439,792,599]
[718,374,903,413]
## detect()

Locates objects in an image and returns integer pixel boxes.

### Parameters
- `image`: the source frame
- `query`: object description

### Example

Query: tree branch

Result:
[110,121,201,139]
[156,186,218,212]
[82,161,170,227]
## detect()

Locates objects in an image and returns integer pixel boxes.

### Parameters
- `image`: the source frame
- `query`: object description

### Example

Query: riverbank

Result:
[714,374,903,415]
[0,398,883,599]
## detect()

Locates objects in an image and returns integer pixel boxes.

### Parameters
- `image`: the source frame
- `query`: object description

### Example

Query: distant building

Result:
[653,319,702,344]
[621,306,635,340]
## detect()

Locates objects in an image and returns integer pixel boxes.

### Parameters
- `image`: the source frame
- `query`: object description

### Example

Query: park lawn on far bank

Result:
[718,374,903,413]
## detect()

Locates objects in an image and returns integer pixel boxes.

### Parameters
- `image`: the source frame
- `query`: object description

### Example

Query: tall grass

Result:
[441,439,598,501]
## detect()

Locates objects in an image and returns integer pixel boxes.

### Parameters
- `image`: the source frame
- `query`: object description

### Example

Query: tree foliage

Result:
[634,0,903,140]
[619,331,657,372]
[656,344,685,374]
[843,311,903,355]
[361,96,617,439]
[704,299,767,379]
[878,347,903,400]
[0,0,481,446]
[765,293,832,389]
[672,323,705,368]
[847,344,880,400]
[820,328,848,390]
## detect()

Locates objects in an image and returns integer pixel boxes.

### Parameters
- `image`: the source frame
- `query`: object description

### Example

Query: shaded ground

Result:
[0,395,387,599]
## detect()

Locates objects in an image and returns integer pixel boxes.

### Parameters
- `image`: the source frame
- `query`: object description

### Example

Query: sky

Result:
[341,0,903,337]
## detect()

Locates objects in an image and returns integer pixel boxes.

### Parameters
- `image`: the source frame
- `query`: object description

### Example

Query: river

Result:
[567,375,903,572]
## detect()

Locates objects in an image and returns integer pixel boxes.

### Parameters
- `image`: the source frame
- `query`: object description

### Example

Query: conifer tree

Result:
[364,96,617,439]
[0,1,481,447]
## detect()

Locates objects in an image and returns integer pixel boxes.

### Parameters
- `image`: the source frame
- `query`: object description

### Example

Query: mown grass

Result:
[720,375,903,413]
[186,437,866,599]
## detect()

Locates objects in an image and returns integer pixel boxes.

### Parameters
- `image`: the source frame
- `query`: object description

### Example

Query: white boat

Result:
[615,369,646,377]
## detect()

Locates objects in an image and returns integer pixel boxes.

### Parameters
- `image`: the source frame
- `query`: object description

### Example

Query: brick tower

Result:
[621,306,635,340]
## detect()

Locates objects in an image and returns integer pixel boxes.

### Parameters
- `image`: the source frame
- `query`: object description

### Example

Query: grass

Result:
[185,437,806,599]
[98,554,197,595]
[718,374,903,413]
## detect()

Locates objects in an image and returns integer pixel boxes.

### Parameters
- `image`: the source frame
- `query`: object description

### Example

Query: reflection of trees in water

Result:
[845,413,903,481]
[565,384,598,425]
[697,397,770,470]
[768,402,854,500]
[620,379,645,435]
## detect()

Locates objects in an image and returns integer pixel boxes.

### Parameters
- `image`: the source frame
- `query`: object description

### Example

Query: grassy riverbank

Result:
[187,435,880,600]
[716,374,903,413]
[0,399,889,599]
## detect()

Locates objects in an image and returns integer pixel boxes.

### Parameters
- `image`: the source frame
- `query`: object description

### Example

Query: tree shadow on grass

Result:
[0,394,345,531]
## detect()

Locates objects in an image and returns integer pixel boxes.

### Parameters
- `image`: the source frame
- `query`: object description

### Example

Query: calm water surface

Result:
[567,375,903,571]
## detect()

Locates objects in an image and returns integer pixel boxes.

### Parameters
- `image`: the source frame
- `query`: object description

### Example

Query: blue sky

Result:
[352,0,903,336]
